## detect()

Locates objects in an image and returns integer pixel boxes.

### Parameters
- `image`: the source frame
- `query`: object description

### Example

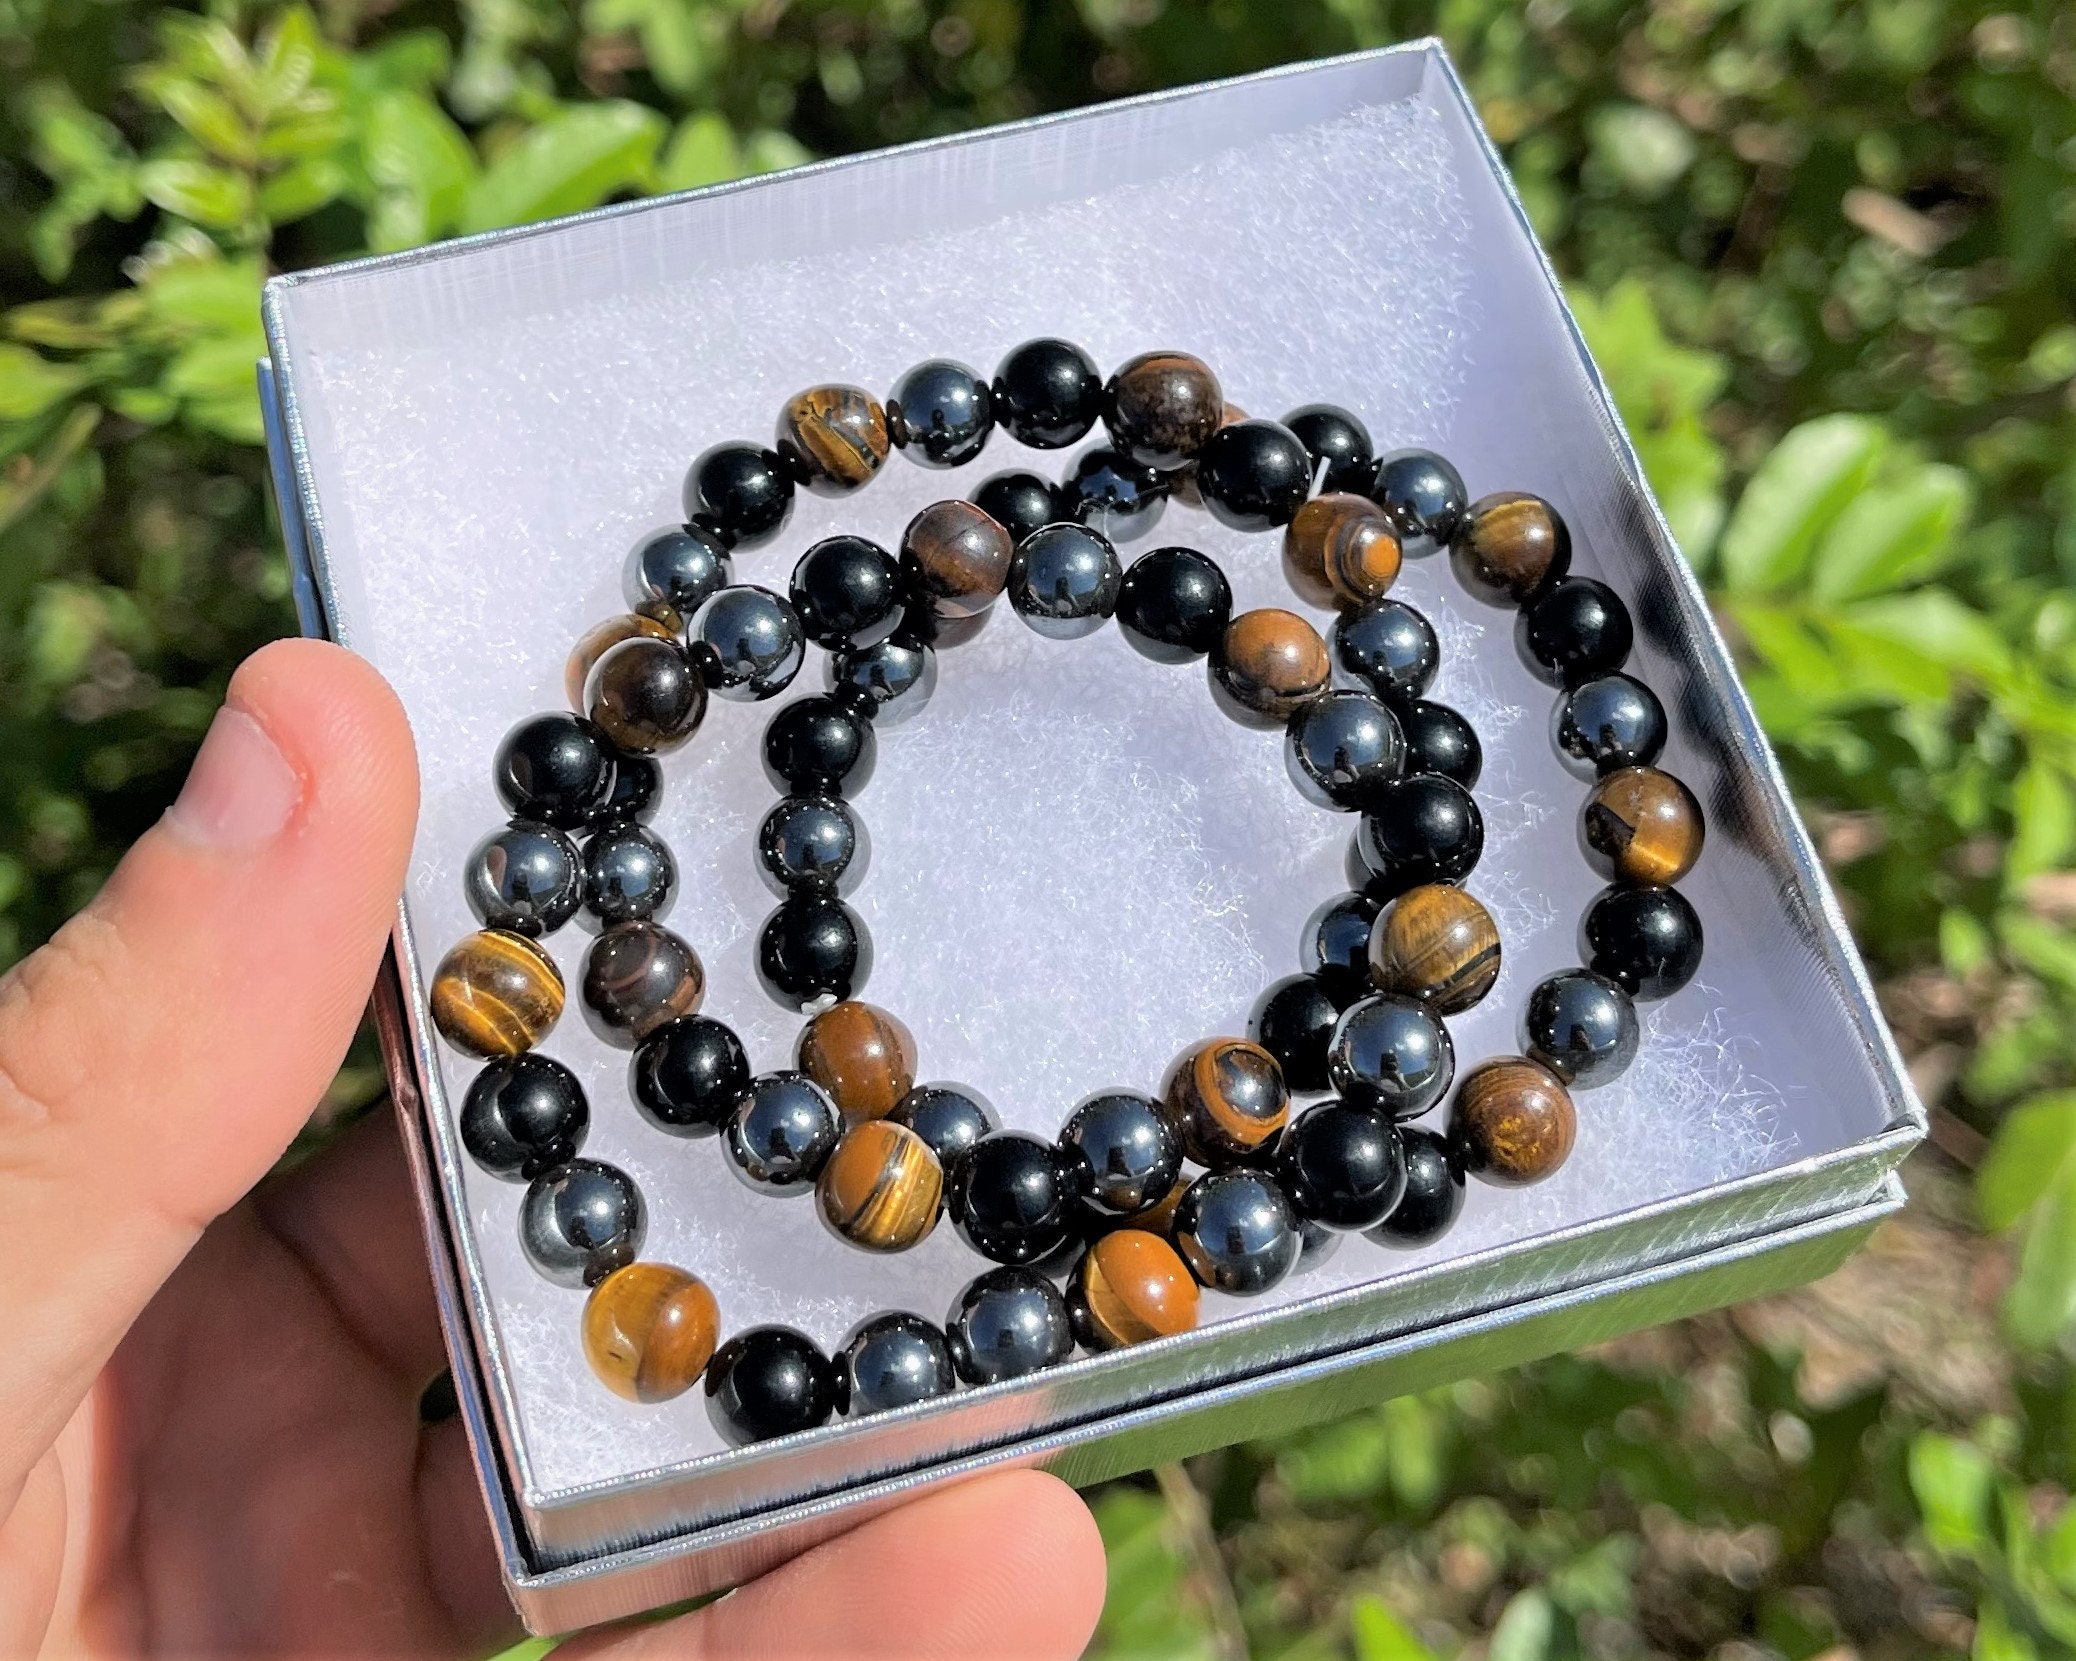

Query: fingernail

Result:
[166,704,302,849]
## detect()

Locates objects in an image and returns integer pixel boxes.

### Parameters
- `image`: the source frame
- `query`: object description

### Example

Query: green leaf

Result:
[459,101,666,233]
[1809,461,1972,602]
[1488,1588,1553,1661]
[1909,1431,1996,1556]
[363,91,477,246]
[255,7,322,113]
[1718,415,1888,595]
[1350,1595,1441,1661]
[1976,1599,2042,1661]
[658,112,740,192]
[2007,1173,2076,1348]
[136,157,257,230]
[1840,590,2013,684]
[2009,759,2076,880]
[1587,104,1695,199]
[0,344,92,422]
[1978,1092,2076,1231]
[258,155,348,223]
[150,78,257,164]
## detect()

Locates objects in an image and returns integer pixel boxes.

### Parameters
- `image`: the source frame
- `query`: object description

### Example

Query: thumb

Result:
[0,638,418,1493]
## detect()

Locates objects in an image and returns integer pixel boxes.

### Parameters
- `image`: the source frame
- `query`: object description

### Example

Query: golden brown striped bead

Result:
[581,921,703,1046]
[1581,766,1705,885]
[582,1262,720,1403]
[1071,1229,1199,1350]
[777,385,891,495]
[1162,1037,1290,1167]
[1211,608,1331,728]
[1105,351,1225,468]
[1369,884,1502,1014]
[585,635,706,755]
[1449,491,1572,606]
[1449,1057,1575,1186]
[797,1000,918,1123]
[566,613,677,711]
[815,1120,942,1251]
[430,929,563,1057]
[900,499,1015,620]
[1282,493,1403,610]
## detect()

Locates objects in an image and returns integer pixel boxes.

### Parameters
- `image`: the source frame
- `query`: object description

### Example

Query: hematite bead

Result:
[431,929,563,1057]
[1553,673,1668,779]
[838,1312,957,1416]
[582,1262,720,1403]
[1285,688,1404,812]
[790,535,904,651]
[1007,522,1123,639]
[1326,993,1454,1121]
[1282,403,1375,495]
[1304,890,1383,993]
[685,441,794,549]
[1370,883,1501,1014]
[581,920,703,1046]
[1275,1098,1407,1231]
[581,821,675,926]
[1194,418,1313,531]
[1173,1169,1300,1294]
[586,636,706,755]
[1211,608,1331,728]
[817,1119,943,1251]
[828,635,936,727]
[762,696,876,796]
[1116,546,1232,663]
[891,1083,998,1167]
[757,794,865,894]
[464,820,582,936]
[1582,766,1705,885]
[1367,1126,1464,1248]
[1368,448,1467,558]
[1452,490,1571,606]
[625,524,732,620]
[1525,968,1639,1088]
[1582,884,1703,999]
[797,1000,916,1123]
[973,470,1064,547]
[725,1071,841,1195]
[567,613,678,712]
[1517,576,1633,687]
[947,1266,1074,1385]
[776,384,890,495]
[1355,775,1484,896]
[1450,1057,1576,1186]
[1283,493,1402,612]
[495,713,616,828]
[519,1158,644,1287]
[1060,1091,1184,1217]
[593,751,662,826]
[1103,350,1224,469]
[1397,699,1482,789]
[756,892,872,1009]
[461,1052,588,1179]
[705,1326,837,1445]
[632,1014,749,1136]
[688,584,805,702]
[1248,973,1345,1096]
[992,338,1103,449]
[1060,446,1168,542]
[888,359,994,467]
[946,1130,1086,1264]
[1069,1229,1199,1351]
[1162,1037,1291,1167]
[901,498,1016,621]
[1331,597,1439,706]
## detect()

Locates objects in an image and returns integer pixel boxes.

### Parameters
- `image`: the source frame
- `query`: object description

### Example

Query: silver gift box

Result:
[258,39,1922,1635]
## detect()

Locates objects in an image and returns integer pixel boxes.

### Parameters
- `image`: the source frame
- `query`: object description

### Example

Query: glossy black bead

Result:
[888,358,994,468]
[1275,1099,1407,1230]
[755,892,872,1009]
[1397,699,1483,789]
[1366,1127,1464,1249]
[594,751,662,824]
[1115,546,1232,663]
[1582,884,1704,1000]
[1282,403,1375,495]
[494,713,616,829]
[991,338,1102,449]
[1173,1170,1300,1295]
[828,635,936,727]
[757,794,865,895]
[1331,597,1440,705]
[1355,775,1484,896]
[464,820,582,935]
[973,470,1064,547]
[1248,973,1345,1095]
[686,441,794,549]
[946,1130,1085,1264]
[1304,890,1382,992]
[1553,673,1669,778]
[518,1159,643,1288]
[1284,689,1404,812]
[625,524,732,617]
[705,1326,837,1445]
[1517,577,1634,688]
[1194,418,1313,531]
[1327,993,1455,1120]
[761,696,877,796]
[790,535,904,651]
[1059,446,1168,542]
[1524,968,1640,1087]
[1007,522,1122,639]
[892,1083,999,1168]
[947,1266,1074,1386]
[725,1071,841,1194]
[581,821,674,926]
[1295,1215,1343,1274]
[688,584,805,702]
[632,1014,750,1136]
[838,1312,957,1417]
[1368,448,1467,558]
[461,1053,588,1179]
[1060,1091,1183,1217]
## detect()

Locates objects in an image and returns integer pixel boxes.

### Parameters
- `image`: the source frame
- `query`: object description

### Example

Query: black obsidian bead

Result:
[705,1326,838,1445]
[1060,1091,1183,1217]
[1284,688,1404,812]
[838,1312,958,1417]
[725,1071,841,1194]
[1194,419,1313,532]
[686,441,794,549]
[1397,699,1483,789]
[973,470,1065,547]
[461,1053,588,1179]
[1304,890,1382,992]
[1275,1099,1407,1231]
[1060,446,1168,542]
[1248,973,1345,1095]
[1327,993,1455,1120]
[946,1130,1086,1264]
[1173,1169,1300,1295]
[1524,968,1640,1087]
[580,821,674,927]
[1582,884,1704,1000]
[632,1014,751,1136]
[888,359,994,468]
[947,1266,1074,1386]
[1366,1126,1464,1249]
[494,713,617,829]
[790,536,904,652]
[757,794,865,895]
[1331,597,1440,705]
[1007,522,1122,639]
[465,820,583,936]
[688,584,805,702]
[828,636,936,727]
[519,1158,644,1288]
[1368,448,1467,559]
[892,1083,999,1167]
[1282,403,1374,495]
[626,524,732,618]
[594,751,662,825]
[1517,577,1634,688]
[1553,673,1669,778]
[992,338,1103,450]
[1116,546,1232,663]
[1355,775,1484,896]
[762,695,877,796]
[756,892,872,1009]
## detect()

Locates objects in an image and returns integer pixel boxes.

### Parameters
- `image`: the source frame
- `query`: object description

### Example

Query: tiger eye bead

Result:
[1450,1057,1576,1186]
[1069,1229,1200,1351]
[816,1120,943,1252]
[797,1000,918,1124]
[1282,493,1403,610]
[581,921,703,1046]
[431,929,563,1057]
[585,636,706,755]
[1211,608,1331,728]
[1451,491,1572,607]
[1582,766,1705,885]
[1162,1037,1291,1167]
[582,1263,720,1403]
[900,498,1015,622]
[1103,350,1225,469]
[1369,884,1502,1014]
[777,384,891,495]
[566,613,678,711]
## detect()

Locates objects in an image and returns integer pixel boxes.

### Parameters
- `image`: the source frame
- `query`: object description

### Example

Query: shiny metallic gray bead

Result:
[625,524,732,616]
[1174,1170,1301,1295]
[838,1312,957,1416]
[1060,1090,1183,1216]
[1007,522,1122,639]
[946,1266,1074,1385]
[891,1083,999,1168]
[1285,689,1405,812]
[464,819,583,935]
[1368,448,1467,558]
[1552,672,1668,779]
[724,1071,840,1195]
[1327,993,1455,1120]
[581,821,675,927]
[888,358,995,468]
[757,794,867,895]
[689,584,806,702]
[1525,968,1640,1087]
[518,1158,644,1287]
[827,636,937,727]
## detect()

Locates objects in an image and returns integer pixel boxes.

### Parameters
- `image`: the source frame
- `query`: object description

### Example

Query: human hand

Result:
[0,639,1106,1658]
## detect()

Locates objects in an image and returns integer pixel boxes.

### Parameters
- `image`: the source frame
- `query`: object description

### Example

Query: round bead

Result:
[755,893,872,1010]
[973,470,1063,547]
[896,594,990,652]
[1103,350,1224,468]
[1116,546,1232,663]
[888,359,994,467]
[757,794,865,894]
[1330,597,1438,706]
[581,920,703,1046]
[567,613,678,712]
[945,1130,1085,1265]
[1582,766,1705,885]
[461,1053,588,1179]
[580,821,674,926]
[1326,993,1455,1121]
[1247,973,1345,1095]
[1194,418,1313,531]
[1369,883,1501,1013]
[632,1014,750,1136]
[705,1326,837,1445]
[1582,884,1703,1000]
[625,524,732,620]
[1367,1126,1465,1248]
[494,713,616,829]
[1355,775,1484,896]
[725,1071,841,1195]
[776,384,890,495]
[817,1120,943,1252]
[464,820,582,936]
[762,696,877,796]
[828,635,938,728]
[585,636,706,755]
[1282,403,1375,495]
[1275,1099,1407,1230]
[1397,699,1483,789]
[1068,1230,1199,1351]
[797,1000,917,1124]
[1368,448,1467,558]
[1285,688,1404,812]
[1161,1037,1290,1167]
[900,498,1016,621]
[431,929,563,1057]
[1304,890,1383,992]
[1451,490,1571,606]
[1211,608,1331,728]
[688,584,805,702]
[1007,522,1123,639]
[583,1263,720,1404]
[594,751,662,826]
[1524,968,1639,1088]
[838,1312,957,1416]
[1553,673,1668,779]
[1295,1216,1343,1274]
[685,441,794,549]
[1449,1057,1576,1186]
[1059,446,1168,542]
[992,338,1103,449]
[1173,1170,1300,1295]
[789,535,904,652]
[1517,576,1633,687]
[1282,493,1402,611]
[1060,1091,1184,1217]
[519,1158,644,1287]
[946,1266,1074,1385]
[891,1083,999,1167]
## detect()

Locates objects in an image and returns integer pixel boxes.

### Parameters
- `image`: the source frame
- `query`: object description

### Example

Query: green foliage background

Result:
[3,0,2074,1655]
